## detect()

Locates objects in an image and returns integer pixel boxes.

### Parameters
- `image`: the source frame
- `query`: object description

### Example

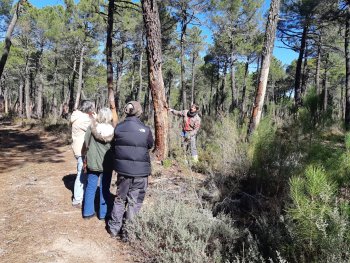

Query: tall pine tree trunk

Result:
[0,0,26,79]
[106,0,118,126]
[323,55,329,111]
[248,0,280,135]
[69,56,77,112]
[180,19,187,109]
[294,24,308,108]
[24,59,31,119]
[37,72,44,118]
[36,45,44,119]
[19,80,23,116]
[315,33,322,95]
[137,49,143,102]
[74,45,85,110]
[115,43,125,111]
[240,59,249,123]
[141,0,169,160]
[230,42,237,111]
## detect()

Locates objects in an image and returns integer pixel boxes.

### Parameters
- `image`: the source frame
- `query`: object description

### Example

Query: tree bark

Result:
[74,45,85,110]
[323,54,329,112]
[345,2,350,129]
[69,56,77,112]
[294,24,308,109]
[0,0,26,79]
[19,80,23,116]
[240,59,249,123]
[141,0,169,161]
[219,64,227,112]
[180,18,187,109]
[115,43,125,111]
[37,72,44,118]
[106,0,118,126]
[248,0,280,136]
[230,42,237,111]
[24,59,31,119]
[36,44,44,119]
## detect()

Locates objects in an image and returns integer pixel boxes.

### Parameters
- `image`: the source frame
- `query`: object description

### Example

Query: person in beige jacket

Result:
[70,100,95,207]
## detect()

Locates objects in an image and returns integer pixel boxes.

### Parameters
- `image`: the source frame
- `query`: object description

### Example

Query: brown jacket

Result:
[171,109,201,136]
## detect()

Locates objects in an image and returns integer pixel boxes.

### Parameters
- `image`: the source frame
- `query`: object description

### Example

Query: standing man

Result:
[169,104,201,162]
[70,100,95,208]
[108,101,153,242]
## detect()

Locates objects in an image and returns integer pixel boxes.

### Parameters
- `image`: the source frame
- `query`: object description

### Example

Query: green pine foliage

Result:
[288,165,350,261]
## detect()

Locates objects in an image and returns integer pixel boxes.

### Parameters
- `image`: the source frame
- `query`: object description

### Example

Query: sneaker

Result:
[72,203,82,209]
[107,226,118,239]
[83,214,95,220]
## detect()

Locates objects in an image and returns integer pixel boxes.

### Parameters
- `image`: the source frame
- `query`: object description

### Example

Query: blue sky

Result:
[29,0,298,66]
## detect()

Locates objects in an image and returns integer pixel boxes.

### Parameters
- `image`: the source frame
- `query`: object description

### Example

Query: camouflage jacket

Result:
[171,109,201,136]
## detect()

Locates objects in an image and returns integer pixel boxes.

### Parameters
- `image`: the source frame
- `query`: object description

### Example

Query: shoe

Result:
[72,203,82,209]
[83,214,95,220]
[107,226,118,238]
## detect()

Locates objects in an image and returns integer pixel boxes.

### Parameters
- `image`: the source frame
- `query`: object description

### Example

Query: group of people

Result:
[70,100,201,241]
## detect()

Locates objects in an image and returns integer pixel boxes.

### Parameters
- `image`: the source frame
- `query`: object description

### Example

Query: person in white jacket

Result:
[70,100,95,207]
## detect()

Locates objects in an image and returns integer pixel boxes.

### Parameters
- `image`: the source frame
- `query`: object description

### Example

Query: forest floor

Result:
[0,121,134,263]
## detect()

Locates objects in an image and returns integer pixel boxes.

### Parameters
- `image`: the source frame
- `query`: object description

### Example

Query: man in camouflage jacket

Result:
[169,104,201,162]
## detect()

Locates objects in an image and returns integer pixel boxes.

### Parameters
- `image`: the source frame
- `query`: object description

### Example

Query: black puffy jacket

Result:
[113,116,154,177]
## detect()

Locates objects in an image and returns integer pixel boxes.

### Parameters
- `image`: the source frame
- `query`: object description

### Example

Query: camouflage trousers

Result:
[108,175,148,235]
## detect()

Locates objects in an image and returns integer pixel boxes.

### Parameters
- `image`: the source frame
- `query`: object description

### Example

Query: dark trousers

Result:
[108,175,148,235]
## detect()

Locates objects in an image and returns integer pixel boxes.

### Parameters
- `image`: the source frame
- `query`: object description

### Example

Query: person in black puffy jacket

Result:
[107,101,153,241]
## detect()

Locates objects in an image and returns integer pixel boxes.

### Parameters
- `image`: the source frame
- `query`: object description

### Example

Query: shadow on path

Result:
[0,122,67,173]
[62,174,76,196]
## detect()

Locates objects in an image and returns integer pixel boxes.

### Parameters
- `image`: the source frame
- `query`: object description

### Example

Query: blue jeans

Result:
[83,171,112,219]
[72,156,86,205]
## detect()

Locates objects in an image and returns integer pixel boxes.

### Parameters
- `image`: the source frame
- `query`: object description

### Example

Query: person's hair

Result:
[124,101,143,117]
[191,104,199,111]
[79,100,95,113]
[96,107,112,124]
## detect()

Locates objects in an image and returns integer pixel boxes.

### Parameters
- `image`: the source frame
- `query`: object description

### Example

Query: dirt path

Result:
[0,122,133,263]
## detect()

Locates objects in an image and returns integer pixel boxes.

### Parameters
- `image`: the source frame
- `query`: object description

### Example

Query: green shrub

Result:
[200,115,249,177]
[162,158,172,169]
[249,117,278,177]
[288,165,350,262]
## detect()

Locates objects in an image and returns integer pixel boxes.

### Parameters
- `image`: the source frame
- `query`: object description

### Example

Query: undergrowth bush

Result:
[126,195,240,263]
[200,115,249,177]
[288,165,350,262]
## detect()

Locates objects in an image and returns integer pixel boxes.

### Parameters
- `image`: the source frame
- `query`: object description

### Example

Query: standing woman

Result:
[83,108,114,220]
[70,100,95,207]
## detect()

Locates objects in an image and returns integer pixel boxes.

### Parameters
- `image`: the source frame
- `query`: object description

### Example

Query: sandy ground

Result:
[0,121,133,263]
